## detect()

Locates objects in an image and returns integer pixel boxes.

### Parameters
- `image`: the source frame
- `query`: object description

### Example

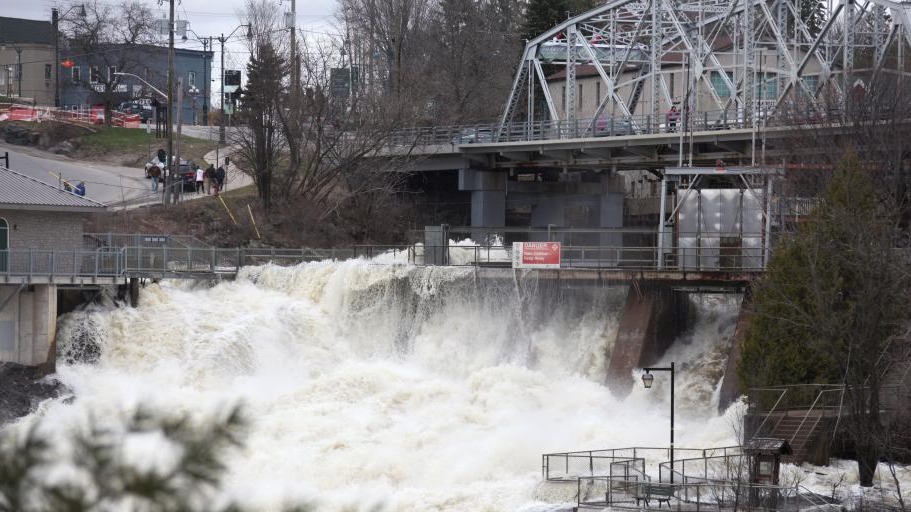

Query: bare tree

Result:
[234,3,413,222]
[58,0,155,125]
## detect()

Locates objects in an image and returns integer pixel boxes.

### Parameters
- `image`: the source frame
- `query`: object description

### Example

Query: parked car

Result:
[117,101,154,123]
[452,127,494,144]
[594,116,636,136]
[177,161,197,192]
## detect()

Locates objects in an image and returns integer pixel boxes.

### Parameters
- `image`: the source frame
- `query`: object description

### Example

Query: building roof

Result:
[743,438,792,455]
[0,16,55,46]
[0,166,106,213]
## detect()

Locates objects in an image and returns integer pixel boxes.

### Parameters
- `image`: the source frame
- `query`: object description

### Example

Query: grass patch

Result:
[77,126,223,168]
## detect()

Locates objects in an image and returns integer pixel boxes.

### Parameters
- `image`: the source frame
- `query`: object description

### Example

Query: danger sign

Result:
[512,242,562,269]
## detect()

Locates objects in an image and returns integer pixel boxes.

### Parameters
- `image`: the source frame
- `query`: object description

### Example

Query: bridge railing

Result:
[390,107,806,147]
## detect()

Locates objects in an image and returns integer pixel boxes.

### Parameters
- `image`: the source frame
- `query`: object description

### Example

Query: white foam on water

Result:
[32,261,750,511]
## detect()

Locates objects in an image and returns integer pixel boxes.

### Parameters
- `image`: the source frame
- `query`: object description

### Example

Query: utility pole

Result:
[219,33,226,144]
[164,0,175,205]
[52,9,59,107]
[290,0,298,106]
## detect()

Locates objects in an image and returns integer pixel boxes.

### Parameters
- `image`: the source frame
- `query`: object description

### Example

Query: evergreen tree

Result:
[739,152,910,486]
[241,42,285,214]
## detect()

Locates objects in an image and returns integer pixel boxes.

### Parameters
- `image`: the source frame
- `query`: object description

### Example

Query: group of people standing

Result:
[195,164,226,196]
[145,148,227,196]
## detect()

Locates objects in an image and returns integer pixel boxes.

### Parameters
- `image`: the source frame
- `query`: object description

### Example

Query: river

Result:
[37,260,746,510]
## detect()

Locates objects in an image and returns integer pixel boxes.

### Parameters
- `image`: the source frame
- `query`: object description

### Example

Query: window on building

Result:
[108,66,116,81]
[578,83,583,111]
[595,81,601,108]
[188,71,196,87]
[45,64,52,80]
[800,75,819,96]
[669,72,675,100]
[72,66,81,83]
[710,71,734,98]
[90,66,100,83]
[755,72,777,99]
[562,86,566,113]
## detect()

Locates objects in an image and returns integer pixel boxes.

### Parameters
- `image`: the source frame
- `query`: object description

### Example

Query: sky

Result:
[3,0,340,103]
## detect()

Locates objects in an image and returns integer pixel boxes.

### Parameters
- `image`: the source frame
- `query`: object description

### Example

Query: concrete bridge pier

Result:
[0,284,58,368]
[459,168,505,241]
[606,281,688,396]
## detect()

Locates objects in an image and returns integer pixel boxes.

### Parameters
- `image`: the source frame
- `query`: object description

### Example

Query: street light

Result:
[216,24,251,144]
[113,72,167,100]
[182,28,212,126]
[642,362,675,484]
[52,4,86,108]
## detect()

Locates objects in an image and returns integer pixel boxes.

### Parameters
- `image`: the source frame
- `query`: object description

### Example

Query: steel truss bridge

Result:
[503,0,911,135]
[390,0,911,170]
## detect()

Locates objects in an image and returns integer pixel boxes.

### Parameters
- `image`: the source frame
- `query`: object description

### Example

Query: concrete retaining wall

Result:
[606,282,682,396]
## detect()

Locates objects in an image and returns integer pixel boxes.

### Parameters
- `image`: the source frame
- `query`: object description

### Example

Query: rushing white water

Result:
[34,261,746,511]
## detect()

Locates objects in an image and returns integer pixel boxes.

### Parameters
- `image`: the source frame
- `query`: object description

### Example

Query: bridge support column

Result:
[606,282,682,397]
[459,169,505,238]
[129,278,140,307]
[599,174,625,264]
[0,284,57,368]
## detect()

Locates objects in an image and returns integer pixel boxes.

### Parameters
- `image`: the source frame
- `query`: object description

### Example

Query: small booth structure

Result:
[744,438,792,508]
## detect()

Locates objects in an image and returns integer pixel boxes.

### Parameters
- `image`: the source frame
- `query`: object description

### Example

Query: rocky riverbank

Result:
[0,364,62,425]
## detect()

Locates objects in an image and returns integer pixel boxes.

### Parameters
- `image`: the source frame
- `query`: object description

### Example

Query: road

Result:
[0,142,153,206]
[0,141,254,208]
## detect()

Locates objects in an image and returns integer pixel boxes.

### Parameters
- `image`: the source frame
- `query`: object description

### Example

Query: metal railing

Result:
[542,446,741,483]
[0,246,354,281]
[84,233,210,250]
[389,108,767,147]
[576,477,833,512]
[356,237,766,272]
[0,249,122,279]
[387,104,864,148]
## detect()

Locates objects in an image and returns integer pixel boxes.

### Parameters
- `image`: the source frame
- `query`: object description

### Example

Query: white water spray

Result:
[36,261,744,511]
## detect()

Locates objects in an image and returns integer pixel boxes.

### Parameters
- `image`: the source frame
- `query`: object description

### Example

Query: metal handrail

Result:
[389,105,859,148]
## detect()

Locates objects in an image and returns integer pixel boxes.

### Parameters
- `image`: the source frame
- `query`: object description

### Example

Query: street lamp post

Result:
[642,362,675,484]
[216,25,251,145]
[182,29,211,126]
[113,72,167,100]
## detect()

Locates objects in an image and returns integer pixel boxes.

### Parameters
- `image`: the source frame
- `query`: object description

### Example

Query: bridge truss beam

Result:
[501,0,911,131]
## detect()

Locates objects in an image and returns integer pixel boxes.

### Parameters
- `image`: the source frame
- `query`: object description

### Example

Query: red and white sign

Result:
[512,242,562,269]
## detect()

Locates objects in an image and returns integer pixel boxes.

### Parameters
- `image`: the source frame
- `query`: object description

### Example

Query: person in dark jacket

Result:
[74,182,86,196]
[204,164,216,195]
[214,166,226,196]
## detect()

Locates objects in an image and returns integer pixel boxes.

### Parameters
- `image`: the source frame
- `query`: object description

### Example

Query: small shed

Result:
[744,438,792,486]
